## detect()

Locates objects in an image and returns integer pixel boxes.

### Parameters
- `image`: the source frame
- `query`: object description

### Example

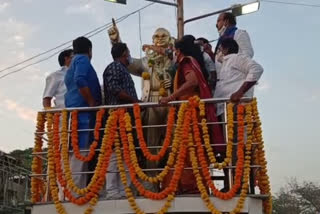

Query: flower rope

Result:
[119,108,188,200]
[199,99,233,169]
[190,103,245,200]
[57,110,116,205]
[31,112,46,203]
[251,99,272,214]
[114,125,176,214]
[126,103,186,183]
[133,104,176,161]
[70,109,105,162]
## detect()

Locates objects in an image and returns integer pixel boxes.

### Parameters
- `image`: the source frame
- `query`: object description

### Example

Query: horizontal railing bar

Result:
[39,97,253,113]
[30,165,261,177]
[34,120,257,135]
[33,194,270,205]
[31,143,259,155]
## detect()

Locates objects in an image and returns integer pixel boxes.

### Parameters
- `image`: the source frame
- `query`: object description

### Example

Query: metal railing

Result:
[31,97,262,202]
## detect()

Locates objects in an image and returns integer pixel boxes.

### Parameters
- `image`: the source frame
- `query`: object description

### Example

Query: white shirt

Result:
[43,66,68,108]
[214,54,263,116]
[203,52,215,72]
[216,29,254,79]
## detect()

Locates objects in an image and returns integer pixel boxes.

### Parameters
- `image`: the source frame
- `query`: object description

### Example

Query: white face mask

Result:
[218,25,227,36]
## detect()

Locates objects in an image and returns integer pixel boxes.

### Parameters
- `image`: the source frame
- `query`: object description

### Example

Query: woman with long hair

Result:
[160,35,225,194]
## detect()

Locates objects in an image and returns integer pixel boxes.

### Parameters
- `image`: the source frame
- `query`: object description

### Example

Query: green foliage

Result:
[9,148,33,171]
[273,178,320,214]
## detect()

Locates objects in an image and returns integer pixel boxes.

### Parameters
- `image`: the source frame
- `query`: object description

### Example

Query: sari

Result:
[162,56,225,194]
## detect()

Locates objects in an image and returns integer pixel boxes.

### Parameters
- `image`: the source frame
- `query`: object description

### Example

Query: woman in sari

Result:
[160,35,225,194]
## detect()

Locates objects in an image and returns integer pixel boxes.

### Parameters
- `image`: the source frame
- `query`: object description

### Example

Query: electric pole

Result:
[177,0,184,39]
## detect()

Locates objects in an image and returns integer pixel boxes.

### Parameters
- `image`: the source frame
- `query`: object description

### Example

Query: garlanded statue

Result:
[108,21,175,192]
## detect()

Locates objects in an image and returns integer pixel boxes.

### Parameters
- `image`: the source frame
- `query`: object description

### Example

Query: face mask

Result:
[218,25,227,36]
[127,55,133,65]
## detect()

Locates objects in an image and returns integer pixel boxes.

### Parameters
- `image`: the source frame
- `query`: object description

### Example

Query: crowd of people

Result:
[42,12,263,199]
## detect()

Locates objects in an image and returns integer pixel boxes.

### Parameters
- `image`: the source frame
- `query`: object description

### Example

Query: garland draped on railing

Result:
[31,97,272,214]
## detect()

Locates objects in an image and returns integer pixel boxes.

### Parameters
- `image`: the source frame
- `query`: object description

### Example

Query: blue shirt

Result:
[65,54,101,107]
[103,61,137,105]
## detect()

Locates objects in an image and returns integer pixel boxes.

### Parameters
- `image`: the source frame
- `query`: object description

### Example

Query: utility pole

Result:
[177,0,184,39]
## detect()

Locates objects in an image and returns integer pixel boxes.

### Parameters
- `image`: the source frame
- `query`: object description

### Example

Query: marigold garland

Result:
[133,104,175,161]
[198,99,234,169]
[188,103,253,214]
[70,109,105,162]
[190,104,245,200]
[119,108,188,200]
[31,112,46,203]
[251,99,272,214]
[57,110,116,205]
[127,104,186,183]
[31,97,272,214]
[48,112,99,214]
[114,127,176,214]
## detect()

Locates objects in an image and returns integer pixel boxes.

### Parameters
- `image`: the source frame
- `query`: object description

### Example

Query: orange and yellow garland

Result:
[31,112,46,203]
[70,109,105,162]
[133,104,175,161]
[31,97,272,214]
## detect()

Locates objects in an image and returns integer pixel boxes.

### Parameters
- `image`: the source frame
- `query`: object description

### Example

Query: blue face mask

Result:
[127,55,133,65]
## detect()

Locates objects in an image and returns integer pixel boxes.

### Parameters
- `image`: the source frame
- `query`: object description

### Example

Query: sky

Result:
[0,0,319,193]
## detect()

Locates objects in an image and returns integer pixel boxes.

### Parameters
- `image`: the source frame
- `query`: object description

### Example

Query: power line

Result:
[0,2,155,76]
[261,0,320,8]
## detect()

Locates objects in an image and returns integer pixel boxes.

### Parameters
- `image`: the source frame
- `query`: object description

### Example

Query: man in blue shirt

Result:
[103,43,138,199]
[65,36,101,190]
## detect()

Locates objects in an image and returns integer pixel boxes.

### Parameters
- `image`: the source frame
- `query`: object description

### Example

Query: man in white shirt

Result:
[214,38,263,116]
[214,12,254,79]
[42,49,73,108]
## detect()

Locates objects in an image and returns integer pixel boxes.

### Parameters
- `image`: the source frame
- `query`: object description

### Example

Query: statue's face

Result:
[153,29,170,47]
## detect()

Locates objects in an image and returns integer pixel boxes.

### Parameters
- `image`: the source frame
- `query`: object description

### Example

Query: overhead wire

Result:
[260,0,320,8]
[0,2,155,79]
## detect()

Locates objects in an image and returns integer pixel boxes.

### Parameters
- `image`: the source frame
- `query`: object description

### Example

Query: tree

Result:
[273,178,320,214]
[9,147,33,171]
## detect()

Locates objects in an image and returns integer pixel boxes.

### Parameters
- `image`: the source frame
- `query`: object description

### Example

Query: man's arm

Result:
[235,30,254,58]
[230,81,257,103]
[230,56,263,103]
[118,91,139,103]
[42,74,59,108]
[79,87,96,107]
[74,57,98,107]
[127,57,148,77]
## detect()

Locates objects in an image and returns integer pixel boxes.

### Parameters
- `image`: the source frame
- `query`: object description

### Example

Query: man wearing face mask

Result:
[215,38,263,113]
[103,43,139,105]
[214,12,254,79]
[103,43,139,199]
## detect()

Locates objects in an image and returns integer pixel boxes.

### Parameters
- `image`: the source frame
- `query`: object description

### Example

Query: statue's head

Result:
[152,28,171,48]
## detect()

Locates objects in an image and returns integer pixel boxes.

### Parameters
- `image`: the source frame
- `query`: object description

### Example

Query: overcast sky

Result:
[0,0,319,192]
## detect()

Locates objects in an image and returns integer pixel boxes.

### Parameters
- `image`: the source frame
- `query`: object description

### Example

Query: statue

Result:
[108,21,175,192]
